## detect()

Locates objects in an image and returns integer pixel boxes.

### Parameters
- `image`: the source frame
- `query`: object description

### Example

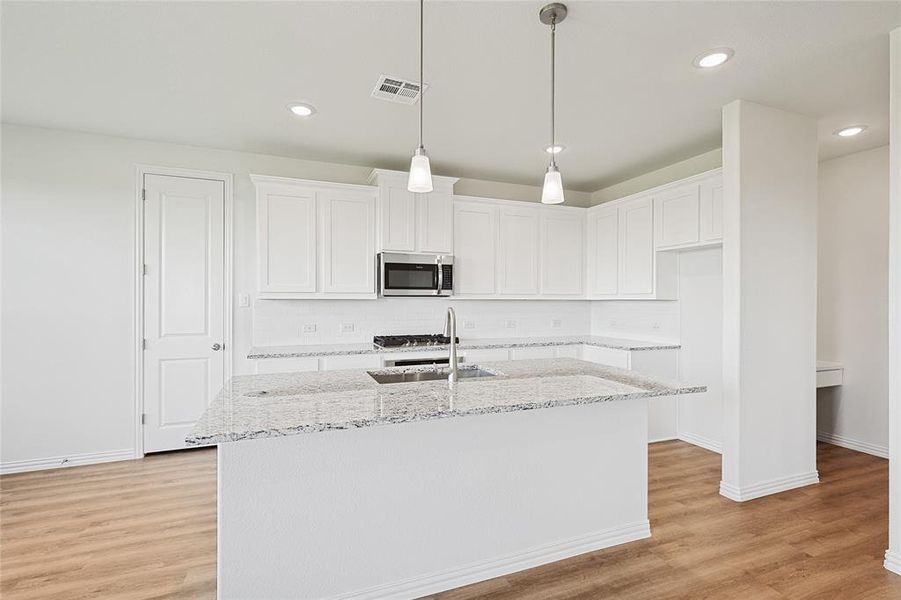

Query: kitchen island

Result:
[189,358,704,600]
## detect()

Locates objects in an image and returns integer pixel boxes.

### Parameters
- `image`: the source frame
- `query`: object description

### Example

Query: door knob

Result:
[212,343,222,351]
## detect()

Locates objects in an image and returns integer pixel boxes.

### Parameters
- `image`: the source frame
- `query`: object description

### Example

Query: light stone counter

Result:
[246,335,679,359]
[188,357,704,445]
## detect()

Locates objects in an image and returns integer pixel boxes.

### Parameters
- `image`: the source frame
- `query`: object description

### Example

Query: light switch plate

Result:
[302,323,317,334]
[505,320,517,329]
[340,323,355,334]
[551,319,562,329]
[237,293,251,308]
[463,320,476,329]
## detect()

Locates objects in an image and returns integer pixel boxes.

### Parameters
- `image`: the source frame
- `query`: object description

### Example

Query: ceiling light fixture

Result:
[834,125,867,138]
[407,0,433,193]
[287,103,316,117]
[693,48,734,69]
[545,144,566,154]
[540,3,567,205]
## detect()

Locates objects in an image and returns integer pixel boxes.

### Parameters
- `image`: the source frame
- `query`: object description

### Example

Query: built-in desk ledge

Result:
[816,360,844,389]
[247,335,680,360]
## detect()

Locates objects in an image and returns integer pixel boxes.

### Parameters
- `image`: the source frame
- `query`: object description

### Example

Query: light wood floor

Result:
[2,442,899,600]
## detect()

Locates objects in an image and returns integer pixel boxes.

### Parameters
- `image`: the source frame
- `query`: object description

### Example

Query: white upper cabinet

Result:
[369,170,457,254]
[381,186,416,252]
[699,174,724,243]
[540,209,585,296]
[320,190,376,294]
[655,183,700,249]
[417,190,454,253]
[453,199,497,296]
[587,203,619,296]
[618,195,655,295]
[497,205,540,295]
[252,175,377,299]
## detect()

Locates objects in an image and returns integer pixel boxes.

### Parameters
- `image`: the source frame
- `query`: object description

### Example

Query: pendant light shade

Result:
[541,164,564,204]
[408,146,433,193]
[539,3,567,204]
[408,0,434,193]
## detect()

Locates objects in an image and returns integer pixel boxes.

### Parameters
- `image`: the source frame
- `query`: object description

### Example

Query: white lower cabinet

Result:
[254,357,319,374]
[253,175,377,299]
[579,345,679,442]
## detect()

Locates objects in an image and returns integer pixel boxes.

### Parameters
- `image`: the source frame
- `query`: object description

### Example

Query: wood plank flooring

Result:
[2,442,899,599]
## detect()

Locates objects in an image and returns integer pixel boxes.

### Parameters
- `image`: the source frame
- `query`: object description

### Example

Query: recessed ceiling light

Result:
[287,103,316,117]
[693,48,734,69]
[545,144,566,154]
[834,125,867,138]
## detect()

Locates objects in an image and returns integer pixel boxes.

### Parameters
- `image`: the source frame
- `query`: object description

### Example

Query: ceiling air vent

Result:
[371,74,428,105]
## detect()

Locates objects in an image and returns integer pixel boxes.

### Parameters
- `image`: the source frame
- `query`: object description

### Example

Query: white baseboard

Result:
[648,436,679,444]
[719,471,820,502]
[333,521,651,600]
[677,431,723,454]
[885,550,901,576]
[0,449,136,475]
[816,431,889,459]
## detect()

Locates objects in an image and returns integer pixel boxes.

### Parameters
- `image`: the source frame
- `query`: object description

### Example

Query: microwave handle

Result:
[436,256,443,295]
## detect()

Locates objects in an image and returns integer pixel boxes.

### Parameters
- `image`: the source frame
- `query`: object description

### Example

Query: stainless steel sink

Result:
[368,366,497,384]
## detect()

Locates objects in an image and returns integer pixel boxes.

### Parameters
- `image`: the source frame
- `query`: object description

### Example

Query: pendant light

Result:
[540,3,567,204]
[408,0,433,193]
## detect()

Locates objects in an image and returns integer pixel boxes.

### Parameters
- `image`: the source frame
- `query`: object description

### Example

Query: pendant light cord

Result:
[550,19,556,167]
[419,0,424,150]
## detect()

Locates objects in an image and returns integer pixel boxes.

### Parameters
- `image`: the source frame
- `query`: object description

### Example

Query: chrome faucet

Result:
[444,307,458,385]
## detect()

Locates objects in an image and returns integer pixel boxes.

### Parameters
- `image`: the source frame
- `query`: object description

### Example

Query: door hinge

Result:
[142,338,148,350]
[141,413,147,425]
[141,188,146,201]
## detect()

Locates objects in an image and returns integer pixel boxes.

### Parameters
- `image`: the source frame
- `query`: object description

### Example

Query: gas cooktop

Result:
[373,334,460,348]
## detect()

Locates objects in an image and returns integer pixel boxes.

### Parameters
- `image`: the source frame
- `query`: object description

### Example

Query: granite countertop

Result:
[187,357,705,445]
[247,335,680,359]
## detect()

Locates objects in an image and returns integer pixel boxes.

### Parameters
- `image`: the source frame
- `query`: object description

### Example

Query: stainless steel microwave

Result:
[378,252,454,297]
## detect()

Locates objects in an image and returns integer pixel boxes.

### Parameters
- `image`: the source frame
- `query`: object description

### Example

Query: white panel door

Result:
[381,186,416,252]
[655,183,700,249]
[321,190,376,293]
[143,174,225,453]
[258,184,316,293]
[588,206,619,296]
[619,195,655,295]
[497,206,540,295]
[541,211,585,295]
[453,201,497,295]
[699,175,724,243]
[416,191,453,253]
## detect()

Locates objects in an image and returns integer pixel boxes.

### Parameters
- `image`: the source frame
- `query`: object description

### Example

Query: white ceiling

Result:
[2,1,899,192]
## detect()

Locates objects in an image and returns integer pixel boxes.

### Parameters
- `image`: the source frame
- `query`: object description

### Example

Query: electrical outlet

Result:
[339,323,355,334]
[505,320,517,329]
[463,320,476,329]
[302,323,317,334]
[608,319,618,328]
[651,322,661,330]
[551,319,562,329]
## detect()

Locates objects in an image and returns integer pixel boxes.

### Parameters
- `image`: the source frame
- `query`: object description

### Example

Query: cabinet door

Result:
[541,211,585,295]
[497,206,540,295]
[417,191,453,253]
[655,183,700,249]
[257,185,317,293]
[619,195,655,295]
[587,206,619,296]
[453,201,497,295]
[320,190,376,293]
[699,175,724,243]
[381,186,415,252]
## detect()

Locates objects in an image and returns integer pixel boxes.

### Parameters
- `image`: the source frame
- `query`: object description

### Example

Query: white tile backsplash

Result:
[253,299,592,346]
[590,301,681,343]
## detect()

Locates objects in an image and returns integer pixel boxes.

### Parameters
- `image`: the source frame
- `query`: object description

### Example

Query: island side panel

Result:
[218,400,650,600]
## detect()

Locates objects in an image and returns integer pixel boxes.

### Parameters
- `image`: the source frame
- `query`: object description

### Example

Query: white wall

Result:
[254,298,589,346]
[675,247,724,453]
[591,149,722,206]
[720,100,819,501]
[0,123,586,471]
[817,146,890,457]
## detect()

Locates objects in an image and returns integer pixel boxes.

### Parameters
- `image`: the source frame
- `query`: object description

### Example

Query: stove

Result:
[373,334,460,348]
